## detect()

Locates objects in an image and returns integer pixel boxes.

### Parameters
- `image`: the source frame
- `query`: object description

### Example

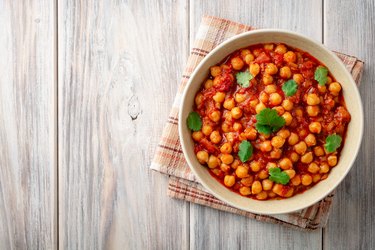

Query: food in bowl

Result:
[186,43,351,200]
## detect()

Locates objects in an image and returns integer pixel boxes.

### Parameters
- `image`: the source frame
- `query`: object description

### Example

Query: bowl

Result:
[178,29,363,214]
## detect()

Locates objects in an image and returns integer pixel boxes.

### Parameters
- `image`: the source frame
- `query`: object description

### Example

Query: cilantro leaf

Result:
[255,108,286,135]
[236,71,253,88]
[238,140,253,162]
[314,66,329,86]
[269,167,290,185]
[324,134,342,153]
[282,80,298,96]
[186,111,202,131]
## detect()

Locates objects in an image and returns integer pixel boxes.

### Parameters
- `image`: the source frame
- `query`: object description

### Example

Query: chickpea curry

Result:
[186,43,351,200]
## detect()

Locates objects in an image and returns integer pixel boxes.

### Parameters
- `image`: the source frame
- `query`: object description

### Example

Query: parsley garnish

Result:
[282,80,298,96]
[186,111,202,131]
[236,71,253,88]
[269,167,290,185]
[238,140,253,162]
[324,134,342,153]
[314,66,329,86]
[255,108,286,135]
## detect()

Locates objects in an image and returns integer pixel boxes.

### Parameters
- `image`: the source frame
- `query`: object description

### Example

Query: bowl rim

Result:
[178,29,364,215]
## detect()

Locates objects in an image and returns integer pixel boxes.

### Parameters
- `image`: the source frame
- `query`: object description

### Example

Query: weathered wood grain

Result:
[189,0,323,249]
[58,0,189,249]
[0,0,56,249]
[323,0,375,249]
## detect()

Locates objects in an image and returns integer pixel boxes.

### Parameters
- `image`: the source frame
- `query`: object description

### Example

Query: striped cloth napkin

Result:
[150,15,364,231]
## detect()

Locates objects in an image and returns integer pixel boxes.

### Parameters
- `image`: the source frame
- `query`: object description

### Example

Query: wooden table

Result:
[0,0,373,249]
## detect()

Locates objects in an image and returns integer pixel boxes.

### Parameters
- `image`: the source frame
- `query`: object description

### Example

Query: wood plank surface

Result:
[189,1,323,249]
[0,0,57,249]
[58,0,189,249]
[323,0,375,249]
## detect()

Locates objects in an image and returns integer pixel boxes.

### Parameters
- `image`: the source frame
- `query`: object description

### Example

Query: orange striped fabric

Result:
[150,15,364,230]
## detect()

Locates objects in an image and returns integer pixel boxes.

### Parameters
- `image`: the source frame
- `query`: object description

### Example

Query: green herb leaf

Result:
[187,111,202,131]
[255,108,286,135]
[269,167,290,185]
[238,140,253,162]
[236,71,253,88]
[282,80,298,96]
[314,66,329,86]
[324,134,342,153]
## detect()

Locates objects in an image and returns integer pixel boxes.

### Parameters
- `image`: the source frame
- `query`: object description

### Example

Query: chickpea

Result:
[207,155,220,168]
[266,162,277,169]
[249,99,259,108]
[210,131,222,144]
[259,92,269,103]
[301,152,314,164]
[241,176,254,187]
[328,155,338,166]
[279,66,292,79]
[301,174,313,186]
[262,74,274,85]
[318,84,327,93]
[308,162,320,174]
[279,158,293,170]
[306,106,320,117]
[256,191,268,200]
[251,181,263,194]
[209,110,221,122]
[239,186,251,196]
[277,129,290,139]
[265,63,278,75]
[220,143,233,154]
[271,135,285,148]
[291,175,301,186]
[260,140,272,152]
[235,93,247,103]
[259,133,271,140]
[264,43,274,51]
[294,107,303,118]
[244,127,257,140]
[210,66,221,77]
[275,44,287,54]
[268,191,277,198]
[192,131,204,141]
[196,151,209,164]
[241,49,251,58]
[250,161,261,172]
[245,54,255,64]
[195,93,203,106]
[311,174,320,183]
[282,112,293,125]
[309,122,322,134]
[224,175,236,187]
[231,159,240,169]
[273,106,285,116]
[298,129,308,138]
[231,57,244,70]
[293,73,304,84]
[264,84,277,94]
[305,134,317,146]
[258,169,269,179]
[282,99,294,111]
[314,146,325,157]
[204,79,213,89]
[288,132,299,145]
[213,92,226,103]
[294,141,307,155]
[284,51,296,63]
[262,179,274,191]
[285,169,296,179]
[306,93,320,105]
[269,93,283,106]
[272,184,283,196]
[221,122,231,133]
[220,163,231,173]
[233,122,242,132]
[249,63,260,76]
[290,152,299,162]
[236,165,249,178]
[255,102,267,114]
[270,148,282,159]
[320,162,330,174]
[225,132,235,143]
[283,187,295,198]
[202,125,213,136]
[223,98,235,110]
[329,82,342,94]
[231,107,243,119]
[220,154,234,165]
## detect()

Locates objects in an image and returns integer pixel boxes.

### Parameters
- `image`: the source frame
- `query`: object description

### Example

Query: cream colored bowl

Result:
[179,29,363,214]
